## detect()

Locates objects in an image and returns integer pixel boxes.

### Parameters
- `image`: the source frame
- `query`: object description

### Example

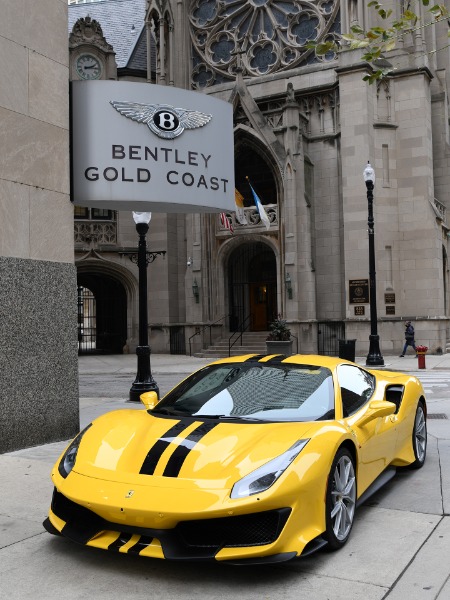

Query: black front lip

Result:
[223,552,297,565]
[43,517,62,537]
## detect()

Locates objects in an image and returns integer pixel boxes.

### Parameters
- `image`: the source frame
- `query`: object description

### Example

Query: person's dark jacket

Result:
[405,324,415,341]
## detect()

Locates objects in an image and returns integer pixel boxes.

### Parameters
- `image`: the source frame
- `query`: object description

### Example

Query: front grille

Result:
[51,488,291,559]
[176,509,291,548]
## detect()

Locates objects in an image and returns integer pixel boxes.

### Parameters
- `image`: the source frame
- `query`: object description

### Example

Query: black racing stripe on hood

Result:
[162,421,219,478]
[243,354,266,362]
[140,420,191,475]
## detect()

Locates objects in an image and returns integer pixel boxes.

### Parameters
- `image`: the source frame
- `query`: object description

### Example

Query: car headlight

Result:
[58,424,92,478]
[230,439,310,499]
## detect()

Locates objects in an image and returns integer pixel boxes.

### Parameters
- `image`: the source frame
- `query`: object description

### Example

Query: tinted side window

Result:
[337,365,375,417]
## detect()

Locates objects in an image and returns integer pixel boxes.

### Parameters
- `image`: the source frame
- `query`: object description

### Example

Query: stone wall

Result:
[0,257,79,452]
[0,0,79,452]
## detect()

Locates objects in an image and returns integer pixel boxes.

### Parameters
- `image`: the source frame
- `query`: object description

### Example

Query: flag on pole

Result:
[220,212,233,234]
[234,188,248,225]
[247,179,270,230]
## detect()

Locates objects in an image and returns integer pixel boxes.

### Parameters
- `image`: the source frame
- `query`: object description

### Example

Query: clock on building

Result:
[76,53,102,80]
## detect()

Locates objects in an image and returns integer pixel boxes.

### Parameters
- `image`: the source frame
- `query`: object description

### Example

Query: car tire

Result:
[323,447,357,551]
[409,400,427,469]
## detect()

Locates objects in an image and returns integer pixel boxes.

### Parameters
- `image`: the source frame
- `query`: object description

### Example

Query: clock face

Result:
[76,54,102,80]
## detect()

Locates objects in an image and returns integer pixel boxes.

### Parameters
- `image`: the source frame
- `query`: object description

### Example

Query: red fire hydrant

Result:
[416,345,428,369]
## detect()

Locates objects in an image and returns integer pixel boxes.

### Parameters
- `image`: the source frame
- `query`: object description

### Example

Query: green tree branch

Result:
[307,1,449,83]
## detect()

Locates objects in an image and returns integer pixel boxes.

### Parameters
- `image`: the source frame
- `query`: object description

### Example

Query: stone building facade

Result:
[69,0,450,359]
[0,1,79,452]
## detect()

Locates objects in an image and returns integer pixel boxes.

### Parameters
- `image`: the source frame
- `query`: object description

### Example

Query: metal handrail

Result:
[188,314,229,356]
[228,313,253,357]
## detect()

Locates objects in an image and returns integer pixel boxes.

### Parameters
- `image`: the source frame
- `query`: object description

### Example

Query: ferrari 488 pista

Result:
[44,354,427,564]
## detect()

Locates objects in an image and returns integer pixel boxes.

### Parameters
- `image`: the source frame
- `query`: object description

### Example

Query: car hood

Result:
[71,409,318,488]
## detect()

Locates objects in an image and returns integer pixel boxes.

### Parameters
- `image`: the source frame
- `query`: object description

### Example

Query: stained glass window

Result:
[190,0,340,88]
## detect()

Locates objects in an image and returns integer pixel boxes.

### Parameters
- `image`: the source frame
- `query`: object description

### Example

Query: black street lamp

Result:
[364,162,384,367]
[129,212,166,402]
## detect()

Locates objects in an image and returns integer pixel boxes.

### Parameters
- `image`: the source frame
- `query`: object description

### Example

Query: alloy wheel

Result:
[330,454,356,541]
[414,404,427,464]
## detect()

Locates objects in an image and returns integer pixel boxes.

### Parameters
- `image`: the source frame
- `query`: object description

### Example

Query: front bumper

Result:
[45,488,294,562]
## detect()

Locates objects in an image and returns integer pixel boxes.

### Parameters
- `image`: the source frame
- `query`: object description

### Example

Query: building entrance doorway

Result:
[228,242,277,332]
[77,272,127,354]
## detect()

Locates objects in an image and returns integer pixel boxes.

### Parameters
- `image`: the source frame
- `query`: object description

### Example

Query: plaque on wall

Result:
[385,293,395,304]
[349,279,369,304]
[386,305,395,315]
[354,306,365,316]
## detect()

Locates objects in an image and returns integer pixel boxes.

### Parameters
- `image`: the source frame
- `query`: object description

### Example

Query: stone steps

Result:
[195,331,269,358]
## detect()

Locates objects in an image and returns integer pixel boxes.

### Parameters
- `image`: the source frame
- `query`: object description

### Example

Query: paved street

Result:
[1,353,449,599]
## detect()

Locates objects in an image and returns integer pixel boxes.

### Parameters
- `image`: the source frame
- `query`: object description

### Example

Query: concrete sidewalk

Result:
[78,349,450,376]
[1,351,449,599]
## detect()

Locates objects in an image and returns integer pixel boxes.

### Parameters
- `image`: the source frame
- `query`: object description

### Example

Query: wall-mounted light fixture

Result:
[187,256,192,267]
[285,272,293,299]
[192,279,200,303]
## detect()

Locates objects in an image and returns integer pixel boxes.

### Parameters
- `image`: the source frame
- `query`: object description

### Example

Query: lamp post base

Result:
[366,335,384,367]
[129,380,159,402]
[129,345,159,402]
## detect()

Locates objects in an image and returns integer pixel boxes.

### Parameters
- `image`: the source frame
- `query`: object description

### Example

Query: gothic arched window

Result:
[190,0,340,88]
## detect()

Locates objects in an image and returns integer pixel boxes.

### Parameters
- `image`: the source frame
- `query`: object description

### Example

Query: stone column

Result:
[282,86,317,350]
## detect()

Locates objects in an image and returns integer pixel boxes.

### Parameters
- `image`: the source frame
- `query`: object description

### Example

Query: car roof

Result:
[208,354,351,370]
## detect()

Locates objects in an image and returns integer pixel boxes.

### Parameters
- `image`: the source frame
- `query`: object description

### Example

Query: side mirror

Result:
[140,391,159,410]
[356,400,396,427]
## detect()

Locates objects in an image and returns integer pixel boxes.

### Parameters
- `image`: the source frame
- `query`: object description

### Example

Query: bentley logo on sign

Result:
[110,101,212,139]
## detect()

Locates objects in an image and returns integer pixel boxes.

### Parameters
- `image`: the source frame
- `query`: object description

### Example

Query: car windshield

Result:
[154,363,335,422]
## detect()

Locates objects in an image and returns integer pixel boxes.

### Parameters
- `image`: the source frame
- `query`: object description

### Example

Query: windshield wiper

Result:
[192,414,227,419]
[191,414,262,421]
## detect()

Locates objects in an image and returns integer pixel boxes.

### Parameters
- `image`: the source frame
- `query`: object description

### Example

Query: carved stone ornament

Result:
[75,222,117,245]
[190,0,340,88]
[69,16,114,53]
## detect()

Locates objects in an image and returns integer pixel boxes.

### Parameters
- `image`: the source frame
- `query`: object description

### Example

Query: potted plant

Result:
[266,314,293,355]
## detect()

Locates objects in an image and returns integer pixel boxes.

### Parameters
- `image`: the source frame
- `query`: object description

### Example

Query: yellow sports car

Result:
[44,354,427,564]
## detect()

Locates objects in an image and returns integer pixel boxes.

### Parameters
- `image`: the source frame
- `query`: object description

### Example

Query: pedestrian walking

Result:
[400,321,417,357]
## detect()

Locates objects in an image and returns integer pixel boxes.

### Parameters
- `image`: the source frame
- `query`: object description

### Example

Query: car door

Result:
[337,364,398,494]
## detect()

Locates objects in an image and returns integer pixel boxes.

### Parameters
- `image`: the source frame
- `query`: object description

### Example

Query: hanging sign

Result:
[71,81,235,212]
